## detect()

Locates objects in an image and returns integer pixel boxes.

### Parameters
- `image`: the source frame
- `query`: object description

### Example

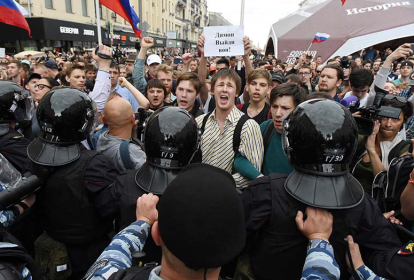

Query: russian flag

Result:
[0,0,31,36]
[312,33,330,43]
[99,0,142,39]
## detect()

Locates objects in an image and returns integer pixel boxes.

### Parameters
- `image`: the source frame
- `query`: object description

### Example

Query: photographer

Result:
[352,95,413,194]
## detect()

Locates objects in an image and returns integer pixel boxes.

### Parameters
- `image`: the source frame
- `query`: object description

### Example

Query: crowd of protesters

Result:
[1,32,414,280]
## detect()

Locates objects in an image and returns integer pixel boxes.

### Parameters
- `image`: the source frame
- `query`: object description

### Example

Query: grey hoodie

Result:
[97,131,146,172]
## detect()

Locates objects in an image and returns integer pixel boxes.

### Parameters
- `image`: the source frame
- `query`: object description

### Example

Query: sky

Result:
[207,0,303,49]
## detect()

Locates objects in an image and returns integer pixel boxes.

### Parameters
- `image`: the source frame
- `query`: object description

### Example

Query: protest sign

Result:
[0,48,4,58]
[204,26,244,57]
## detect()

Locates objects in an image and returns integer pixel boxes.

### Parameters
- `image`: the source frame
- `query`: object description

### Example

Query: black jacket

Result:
[242,173,406,280]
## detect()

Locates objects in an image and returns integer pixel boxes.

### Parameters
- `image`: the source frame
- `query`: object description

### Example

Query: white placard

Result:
[0,48,5,58]
[204,26,244,57]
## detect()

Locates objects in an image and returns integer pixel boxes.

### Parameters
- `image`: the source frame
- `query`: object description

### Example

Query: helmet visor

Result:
[12,90,34,122]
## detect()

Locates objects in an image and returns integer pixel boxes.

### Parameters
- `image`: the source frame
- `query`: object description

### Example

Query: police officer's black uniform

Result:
[27,88,119,279]
[241,99,411,280]
[115,107,200,263]
[0,81,33,173]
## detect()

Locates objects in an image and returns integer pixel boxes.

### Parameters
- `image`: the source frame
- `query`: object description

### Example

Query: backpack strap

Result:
[262,121,275,158]
[200,112,212,136]
[119,140,135,170]
[388,140,411,165]
[233,114,251,157]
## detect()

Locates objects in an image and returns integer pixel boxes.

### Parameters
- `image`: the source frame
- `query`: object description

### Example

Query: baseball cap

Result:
[24,73,41,86]
[45,61,58,69]
[306,53,313,58]
[126,54,137,63]
[401,61,414,69]
[21,60,30,66]
[272,74,286,84]
[146,54,162,66]
[209,65,216,72]
[158,164,245,269]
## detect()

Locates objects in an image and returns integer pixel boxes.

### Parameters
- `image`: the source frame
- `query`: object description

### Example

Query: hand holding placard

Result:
[203,26,244,57]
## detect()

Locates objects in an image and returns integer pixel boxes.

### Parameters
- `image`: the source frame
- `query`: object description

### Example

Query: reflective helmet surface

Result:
[144,107,199,169]
[282,98,358,175]
[37,87,96,144]
[0,81,31,123]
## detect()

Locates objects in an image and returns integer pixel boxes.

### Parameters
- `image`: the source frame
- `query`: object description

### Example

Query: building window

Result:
[45,0,53,9]
[65,0,72,13]
[99,4,103,19]
[81,0,87,16]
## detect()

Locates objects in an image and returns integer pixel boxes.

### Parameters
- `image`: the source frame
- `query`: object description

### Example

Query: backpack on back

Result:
[371,141,413,213]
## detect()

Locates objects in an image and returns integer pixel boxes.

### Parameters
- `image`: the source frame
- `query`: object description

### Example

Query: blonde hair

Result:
[247,69,272,85]
[156,64,172,77]
[0,69,8,80]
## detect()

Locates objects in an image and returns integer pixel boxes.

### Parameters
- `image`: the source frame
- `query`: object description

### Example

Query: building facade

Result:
[1,0,209,54]
[208,11,233,27]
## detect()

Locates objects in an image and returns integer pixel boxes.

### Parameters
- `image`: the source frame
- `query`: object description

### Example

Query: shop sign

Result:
[83,29,95,36]
[60,26,79,34]
[129,37,139,42]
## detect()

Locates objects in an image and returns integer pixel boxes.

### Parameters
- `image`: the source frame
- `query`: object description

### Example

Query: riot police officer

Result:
[0,81,33,173]
[240,99,411,280]
[114,106,200,263]
[27,87,119,279]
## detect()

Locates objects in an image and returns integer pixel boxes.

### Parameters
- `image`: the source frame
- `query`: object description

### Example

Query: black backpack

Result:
[194,112,250,173]
[372,147,414,213]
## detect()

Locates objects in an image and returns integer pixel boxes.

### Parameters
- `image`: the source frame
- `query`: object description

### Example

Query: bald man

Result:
[97,97,146,172]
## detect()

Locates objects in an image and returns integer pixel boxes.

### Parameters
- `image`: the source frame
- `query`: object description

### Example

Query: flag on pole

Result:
[341,0,347,5]
[0,0,31,36]
[312,33,330,43]
[99,0,142,39]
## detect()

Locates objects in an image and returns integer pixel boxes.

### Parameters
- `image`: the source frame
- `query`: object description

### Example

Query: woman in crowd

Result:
[352,95,413,194]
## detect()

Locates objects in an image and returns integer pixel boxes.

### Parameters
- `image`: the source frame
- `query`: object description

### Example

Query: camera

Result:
[340,56,350,69]
[0,174,41,211]
[350,85,401,136]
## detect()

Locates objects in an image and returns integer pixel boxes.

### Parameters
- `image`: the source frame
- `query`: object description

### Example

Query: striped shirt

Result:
[196,106,263,188]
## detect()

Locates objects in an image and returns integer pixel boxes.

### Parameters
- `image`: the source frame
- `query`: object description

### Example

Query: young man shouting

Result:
[196,69,263,189]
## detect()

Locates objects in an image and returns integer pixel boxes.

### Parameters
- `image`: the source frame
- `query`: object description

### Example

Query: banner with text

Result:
[204,26,244,57]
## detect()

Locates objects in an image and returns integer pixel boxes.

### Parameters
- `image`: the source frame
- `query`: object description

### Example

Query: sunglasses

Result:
[34,84,51,90]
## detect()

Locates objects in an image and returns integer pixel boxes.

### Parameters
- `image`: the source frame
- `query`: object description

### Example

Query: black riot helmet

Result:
[36,87,96,144]
[27,87,97,167]
[143,107,199,169]
[282,98,364,209]
[0,81,34,135]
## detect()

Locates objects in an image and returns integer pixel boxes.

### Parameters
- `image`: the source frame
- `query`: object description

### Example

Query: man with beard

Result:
[317,64,343,102]
[373,60,382,75]
[155,64,175,103]
[125,54,136,83]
